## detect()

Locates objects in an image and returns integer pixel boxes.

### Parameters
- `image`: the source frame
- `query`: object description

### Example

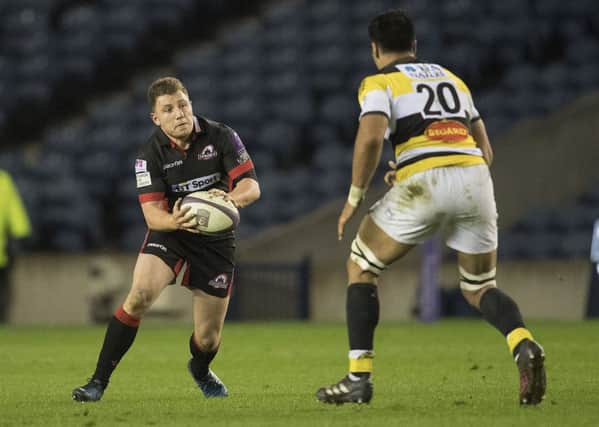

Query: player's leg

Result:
[187,288,230,398]
[446,165,545,405]
[458,250,546,405]
[184,237,234,398]
[72,253,174,402]
[316,215,415,404]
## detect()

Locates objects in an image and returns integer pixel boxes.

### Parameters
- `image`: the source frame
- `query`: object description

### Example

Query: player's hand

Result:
[207,188,227,199]
[337,201,357,241]
[384,160,397,187]
[172,198,200,233]
[208,188,239,207]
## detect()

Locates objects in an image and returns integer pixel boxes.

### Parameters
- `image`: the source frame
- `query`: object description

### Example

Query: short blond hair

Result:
[147,77,189,111]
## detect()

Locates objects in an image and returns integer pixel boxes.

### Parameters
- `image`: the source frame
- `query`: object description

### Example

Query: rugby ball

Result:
[181,191,239,233]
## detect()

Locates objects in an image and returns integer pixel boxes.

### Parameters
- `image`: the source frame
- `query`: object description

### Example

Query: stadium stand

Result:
[0,0,598,256]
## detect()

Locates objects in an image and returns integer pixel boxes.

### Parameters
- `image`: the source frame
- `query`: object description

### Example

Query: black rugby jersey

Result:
[135,116,256,209]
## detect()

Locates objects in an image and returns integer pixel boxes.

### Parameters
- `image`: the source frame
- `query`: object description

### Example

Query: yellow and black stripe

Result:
[358,58,485,181]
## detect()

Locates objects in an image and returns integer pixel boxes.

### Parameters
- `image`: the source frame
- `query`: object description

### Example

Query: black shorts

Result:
[140,229,236,298]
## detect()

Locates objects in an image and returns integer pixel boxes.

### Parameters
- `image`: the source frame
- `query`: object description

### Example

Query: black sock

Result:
[479,288,525,336]
[189,334,218,378]
[92,306,140,384]
[347,283,379,377]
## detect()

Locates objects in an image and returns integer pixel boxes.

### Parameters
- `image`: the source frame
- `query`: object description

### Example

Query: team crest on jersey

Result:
[198,145,217,160]
[208,273,229,289]
[425,120,469,142]
[135,159,147,173]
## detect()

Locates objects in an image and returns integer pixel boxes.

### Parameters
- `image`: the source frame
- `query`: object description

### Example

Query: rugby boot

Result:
[72,378,107,402]
[187,360,229,398]
[515,339,546,405]
[316,375,373,404]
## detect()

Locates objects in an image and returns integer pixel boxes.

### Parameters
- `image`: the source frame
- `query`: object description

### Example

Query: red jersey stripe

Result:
[139,192,165,204]
[228,160,254,182]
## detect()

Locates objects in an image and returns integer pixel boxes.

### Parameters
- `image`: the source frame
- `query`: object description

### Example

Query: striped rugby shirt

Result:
[358,58,486,182]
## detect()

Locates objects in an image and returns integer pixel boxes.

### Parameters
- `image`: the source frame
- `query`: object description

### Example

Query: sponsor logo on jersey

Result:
[198,144,217,160]
[425,120,469,142]
[146,242,167,252]
[208,273,229,289]
[171,173,221,192]
[399,63,446,79]
[163,159,183,170]
[236,150,250,164]
[230,130,250,164]
[135,159,147,173]
[136,172,152,187]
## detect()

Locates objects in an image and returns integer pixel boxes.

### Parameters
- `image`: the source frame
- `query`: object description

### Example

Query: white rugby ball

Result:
[181,191,239,233]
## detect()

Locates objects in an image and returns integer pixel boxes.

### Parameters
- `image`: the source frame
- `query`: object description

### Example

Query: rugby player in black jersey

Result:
[73,77,260,402]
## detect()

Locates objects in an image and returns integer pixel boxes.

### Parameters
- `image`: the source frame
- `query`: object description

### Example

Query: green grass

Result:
[0,320,598,426]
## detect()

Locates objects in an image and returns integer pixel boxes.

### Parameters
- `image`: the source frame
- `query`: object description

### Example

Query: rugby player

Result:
[316,10,546,405]
[73,77,260,401]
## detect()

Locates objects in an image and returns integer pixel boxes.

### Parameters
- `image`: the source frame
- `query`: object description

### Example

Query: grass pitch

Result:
[1,320,598,426]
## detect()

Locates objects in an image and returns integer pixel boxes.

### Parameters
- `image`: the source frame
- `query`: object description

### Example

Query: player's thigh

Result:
[126,253,175,309]
[445,165,498,255]
[348,215,415,284]
[191,289,229,349]
[358,215,415,263]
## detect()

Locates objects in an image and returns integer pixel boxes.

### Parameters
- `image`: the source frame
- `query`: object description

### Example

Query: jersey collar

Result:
[380,56,420,73]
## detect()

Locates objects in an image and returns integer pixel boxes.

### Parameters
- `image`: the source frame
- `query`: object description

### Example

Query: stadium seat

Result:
[1,0,597,252]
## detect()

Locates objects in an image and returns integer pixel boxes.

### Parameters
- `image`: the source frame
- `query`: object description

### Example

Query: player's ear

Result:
[150,111,160,126]
[371,42,380,60]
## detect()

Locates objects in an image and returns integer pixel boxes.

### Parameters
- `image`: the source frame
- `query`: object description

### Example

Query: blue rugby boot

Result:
[72,378,107,402]
[187,360,228,398]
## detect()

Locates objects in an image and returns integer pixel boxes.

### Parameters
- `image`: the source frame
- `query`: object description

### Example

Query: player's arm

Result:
[228,177,260,208]
[472,119,493,166]
[140,199,197,232]
[337,113,388,240]
[135,152,197,232]
[217,126,260,208]
[351,113,389,192]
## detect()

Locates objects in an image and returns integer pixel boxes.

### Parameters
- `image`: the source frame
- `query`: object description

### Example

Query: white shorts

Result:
[369,165,498,254]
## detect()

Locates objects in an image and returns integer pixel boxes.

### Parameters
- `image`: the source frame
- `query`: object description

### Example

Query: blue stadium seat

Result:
[263,24,305,48]
[267,94,313,125]
[120,224,148,251]
[511,208,556,233]
[318,94,359,127]
[263,1,302,27]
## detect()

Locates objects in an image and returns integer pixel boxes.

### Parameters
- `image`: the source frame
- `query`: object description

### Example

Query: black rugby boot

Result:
[72,379,107,402]
[515,339,546,405]
[316,375,373,405]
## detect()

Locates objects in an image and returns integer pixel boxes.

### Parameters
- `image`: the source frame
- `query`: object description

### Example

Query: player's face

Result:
[151,90,194,141]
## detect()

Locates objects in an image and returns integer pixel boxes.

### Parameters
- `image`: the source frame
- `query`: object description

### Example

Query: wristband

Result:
[347,185,365,207]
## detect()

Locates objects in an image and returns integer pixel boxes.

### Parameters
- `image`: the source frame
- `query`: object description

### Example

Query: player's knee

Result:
[194,331,220,352]
[459,266,497,307]
[349,235,387,277]
[124,287,155,315]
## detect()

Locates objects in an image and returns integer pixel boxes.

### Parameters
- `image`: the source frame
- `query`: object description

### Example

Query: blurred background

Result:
[1,0,598,324]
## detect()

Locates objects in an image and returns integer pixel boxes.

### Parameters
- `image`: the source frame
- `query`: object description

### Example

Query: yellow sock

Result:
[506,327,533,354]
